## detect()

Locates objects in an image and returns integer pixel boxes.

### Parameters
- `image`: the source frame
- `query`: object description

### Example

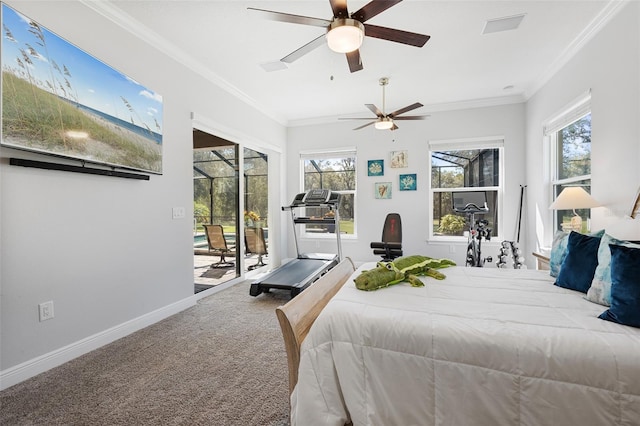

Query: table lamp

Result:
[549,186,601,232]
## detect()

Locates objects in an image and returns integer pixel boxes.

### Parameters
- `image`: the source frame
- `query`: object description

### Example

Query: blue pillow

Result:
[549,231,569,277]
[555,231,601,293]
[586,234,640,306]
[599,244,640,328]
[549,229,604,278]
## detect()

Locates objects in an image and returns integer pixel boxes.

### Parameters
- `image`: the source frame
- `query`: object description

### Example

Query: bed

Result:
[279,260,640,426]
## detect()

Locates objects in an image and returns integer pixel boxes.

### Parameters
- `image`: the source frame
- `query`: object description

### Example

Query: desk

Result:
[532,252,550,270]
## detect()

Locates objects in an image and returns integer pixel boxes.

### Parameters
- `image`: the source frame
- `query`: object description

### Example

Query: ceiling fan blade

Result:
[346,50,364,73]
[365,104,383,117]
[390,123,399,131]
[388,102,424,118]
[247,8,331,27]
[281,34,327,63]
[329,0,349,19]
[338,117,378,120]
[364,24,430,47]
[351,0,402,23]
[353,121,376,130]
[393,115,430,120]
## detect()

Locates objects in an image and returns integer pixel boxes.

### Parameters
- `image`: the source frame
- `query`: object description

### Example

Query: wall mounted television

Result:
[1,3,163,175]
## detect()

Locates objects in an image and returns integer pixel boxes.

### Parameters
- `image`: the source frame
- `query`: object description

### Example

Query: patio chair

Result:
[370,213,403,261]
[245,227,268,270]
[203,224,235,268]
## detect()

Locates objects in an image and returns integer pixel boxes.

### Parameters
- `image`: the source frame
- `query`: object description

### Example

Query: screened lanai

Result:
[431,148,500,237]
[192,132,269,289]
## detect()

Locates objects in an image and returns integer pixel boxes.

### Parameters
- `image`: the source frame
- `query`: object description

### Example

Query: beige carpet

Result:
[0,281,292,425]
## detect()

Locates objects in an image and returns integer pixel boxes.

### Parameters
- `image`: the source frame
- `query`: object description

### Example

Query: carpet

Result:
[0,281,292,425]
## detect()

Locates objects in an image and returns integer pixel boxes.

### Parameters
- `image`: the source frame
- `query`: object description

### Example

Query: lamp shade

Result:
[326,19,364,53]
[549,186,601,210]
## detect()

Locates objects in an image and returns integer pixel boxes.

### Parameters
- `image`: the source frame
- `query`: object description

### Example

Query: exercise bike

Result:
[454,201,493,267]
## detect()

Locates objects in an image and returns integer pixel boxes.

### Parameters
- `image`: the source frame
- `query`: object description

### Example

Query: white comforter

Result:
[291,265,640,426]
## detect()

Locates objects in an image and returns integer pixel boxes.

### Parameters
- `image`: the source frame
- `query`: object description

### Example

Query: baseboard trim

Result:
[0,297,196,391]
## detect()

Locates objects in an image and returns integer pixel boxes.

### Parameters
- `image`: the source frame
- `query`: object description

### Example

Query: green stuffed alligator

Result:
[354,255,456,291]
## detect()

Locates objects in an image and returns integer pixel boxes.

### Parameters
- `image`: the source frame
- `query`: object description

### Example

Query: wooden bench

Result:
[275,257,356,395]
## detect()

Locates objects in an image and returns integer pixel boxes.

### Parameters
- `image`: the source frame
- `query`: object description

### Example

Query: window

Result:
[429,138,503,240]
[546,92,592,232]
[300,149,356,236]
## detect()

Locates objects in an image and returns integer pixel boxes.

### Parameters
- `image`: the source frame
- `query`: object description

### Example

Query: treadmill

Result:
[249,189,342,298]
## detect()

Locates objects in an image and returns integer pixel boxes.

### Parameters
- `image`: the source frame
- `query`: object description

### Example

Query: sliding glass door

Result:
[243,147,268,273]
[193,129,240,290]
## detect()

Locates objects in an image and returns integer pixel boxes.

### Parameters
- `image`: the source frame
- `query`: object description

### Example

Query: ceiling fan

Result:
[248,0,430,73]
[340,77,429,131]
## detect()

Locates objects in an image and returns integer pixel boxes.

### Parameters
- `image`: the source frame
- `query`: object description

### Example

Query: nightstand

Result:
[532,252,550,271]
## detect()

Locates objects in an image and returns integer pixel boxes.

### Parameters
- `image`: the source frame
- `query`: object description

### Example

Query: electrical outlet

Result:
[39,301,54,322]
[449,244,456,253]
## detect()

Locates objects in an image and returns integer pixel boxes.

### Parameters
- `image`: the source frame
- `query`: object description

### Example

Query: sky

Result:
[1,3,163,136]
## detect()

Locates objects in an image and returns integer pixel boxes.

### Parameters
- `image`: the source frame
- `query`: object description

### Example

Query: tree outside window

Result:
[301,152,356,235]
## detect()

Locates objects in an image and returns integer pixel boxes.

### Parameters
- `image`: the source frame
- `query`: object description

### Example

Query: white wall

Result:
[287,102,526,265]
[0,1,286,388]
[524,0,640,258]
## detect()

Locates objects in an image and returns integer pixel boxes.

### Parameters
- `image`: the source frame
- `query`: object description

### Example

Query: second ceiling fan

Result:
[341,77,429,131]
[248,0,430,73]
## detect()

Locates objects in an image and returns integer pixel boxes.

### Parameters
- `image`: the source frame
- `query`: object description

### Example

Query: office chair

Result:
[370,213,403,261]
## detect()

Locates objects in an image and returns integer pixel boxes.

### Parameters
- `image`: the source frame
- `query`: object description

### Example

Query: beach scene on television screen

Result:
[1,4,163,174]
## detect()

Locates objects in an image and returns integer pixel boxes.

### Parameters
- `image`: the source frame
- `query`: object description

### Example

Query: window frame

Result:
[545,91,592,233]
[299,148,357,239]
[427,137,505,242]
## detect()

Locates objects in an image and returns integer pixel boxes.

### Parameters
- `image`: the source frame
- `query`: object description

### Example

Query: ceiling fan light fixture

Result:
[326,19,364,53]
[375,118,394,130]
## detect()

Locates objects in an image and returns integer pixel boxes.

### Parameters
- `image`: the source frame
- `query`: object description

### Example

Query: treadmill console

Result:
[302,189,331,205]
[289,189,339,207]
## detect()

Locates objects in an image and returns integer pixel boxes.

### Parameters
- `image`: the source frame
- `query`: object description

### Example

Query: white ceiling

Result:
[89,0,617,126]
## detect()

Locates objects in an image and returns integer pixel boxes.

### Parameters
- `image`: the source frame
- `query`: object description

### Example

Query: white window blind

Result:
[299,147,356,160]
[429,137,504,151]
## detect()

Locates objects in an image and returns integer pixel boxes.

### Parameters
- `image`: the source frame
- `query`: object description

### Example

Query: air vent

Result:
[482,13,526,34]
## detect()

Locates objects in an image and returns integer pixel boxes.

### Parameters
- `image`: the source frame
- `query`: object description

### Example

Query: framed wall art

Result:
[399,173,417,191]
[390,150,408,168]
[1,3,164,174]
[367,159,384,176]
[375,182,392,199]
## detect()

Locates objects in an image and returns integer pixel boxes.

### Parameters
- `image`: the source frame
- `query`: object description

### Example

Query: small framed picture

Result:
[368,159,384,176]
[390,150,408,168]
[375,182,392,199]
[399,173,417,191]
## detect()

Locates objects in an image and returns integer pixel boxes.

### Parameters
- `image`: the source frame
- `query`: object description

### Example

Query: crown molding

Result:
[525,0,629,100]
[78,0,288,127]
[287,93,527,127]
